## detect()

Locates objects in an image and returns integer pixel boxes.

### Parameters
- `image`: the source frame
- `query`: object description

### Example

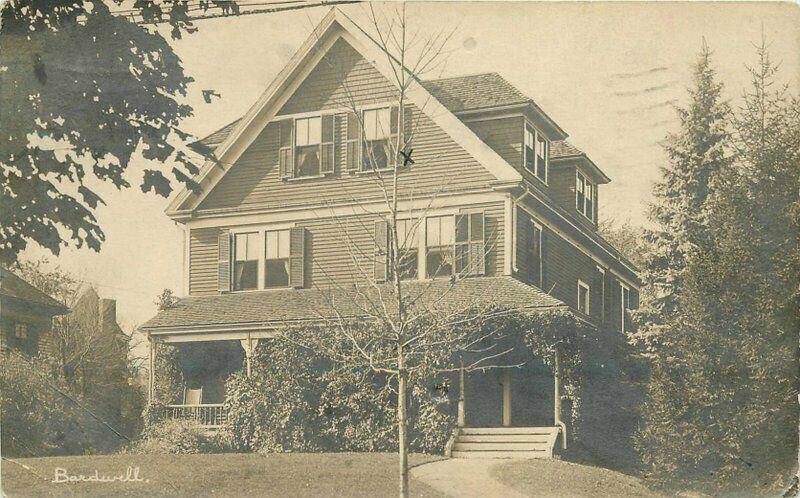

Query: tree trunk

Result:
[397,345,409,498]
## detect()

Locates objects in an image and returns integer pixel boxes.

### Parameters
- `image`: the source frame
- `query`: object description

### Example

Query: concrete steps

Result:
[448,427,560,459]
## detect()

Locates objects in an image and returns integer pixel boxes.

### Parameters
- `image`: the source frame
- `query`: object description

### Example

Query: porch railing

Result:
[165,403,227,429]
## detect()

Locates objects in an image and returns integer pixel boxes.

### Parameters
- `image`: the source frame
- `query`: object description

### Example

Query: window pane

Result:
[307,117,321,145]
[296,118,309,146]
[364,109,377,140]
[246,233,259,260]
[297,146,321,176]
[455,216,469,243]
[322,115,334,142]
[266,231,278,259]
[398,248,418,280]
[439,216,455,245]
[234,260,257,290]
[235,233,248,261]
[426,217,440,247]
[426,248,453,278]
[397,219,417,248]
[278,230,290,259]
[376,107,391,138]
[265,259,289,288]
[364,140,389,170]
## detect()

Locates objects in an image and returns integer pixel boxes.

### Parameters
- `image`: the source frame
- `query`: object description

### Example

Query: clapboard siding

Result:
[466,116,523,170]
[187,202,505,295]
[189,227,221,296]
[548,164,577,212]
[198,38,496,212]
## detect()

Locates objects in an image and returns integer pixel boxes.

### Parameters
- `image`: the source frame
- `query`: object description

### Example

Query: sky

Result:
[18,1,800,331]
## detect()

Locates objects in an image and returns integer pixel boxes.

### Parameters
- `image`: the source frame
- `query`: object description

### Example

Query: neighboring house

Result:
[0,268,68,357]
[141,9,640,451]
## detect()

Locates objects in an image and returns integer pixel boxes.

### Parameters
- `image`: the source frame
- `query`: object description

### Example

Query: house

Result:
[141,9,640,454]
[0,268,69,357]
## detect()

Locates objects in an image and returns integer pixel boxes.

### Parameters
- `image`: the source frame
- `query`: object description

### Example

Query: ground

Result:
[1,453,659,497]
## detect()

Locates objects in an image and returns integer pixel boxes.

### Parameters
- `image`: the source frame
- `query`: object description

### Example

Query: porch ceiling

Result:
[140,276,566,333]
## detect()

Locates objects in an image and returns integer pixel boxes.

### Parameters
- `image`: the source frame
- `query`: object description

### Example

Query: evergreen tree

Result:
[637,41,799,493]
[631,42,731,354]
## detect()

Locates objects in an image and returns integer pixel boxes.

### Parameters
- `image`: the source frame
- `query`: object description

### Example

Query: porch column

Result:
[502,369,512,427]
[148,335,157,402]
[240,337,260,378]
[457,359,466,427]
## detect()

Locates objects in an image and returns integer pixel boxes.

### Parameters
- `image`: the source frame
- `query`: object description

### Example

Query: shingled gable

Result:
[167,8,524,218]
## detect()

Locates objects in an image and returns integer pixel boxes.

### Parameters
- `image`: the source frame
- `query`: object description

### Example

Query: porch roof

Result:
[140,276,566,332]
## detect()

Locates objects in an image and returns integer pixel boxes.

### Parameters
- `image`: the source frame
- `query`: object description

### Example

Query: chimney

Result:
[99,298,117,335]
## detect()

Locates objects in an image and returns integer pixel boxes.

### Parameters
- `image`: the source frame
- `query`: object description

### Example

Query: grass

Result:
[491,458,658,497]
[1,453,446,497]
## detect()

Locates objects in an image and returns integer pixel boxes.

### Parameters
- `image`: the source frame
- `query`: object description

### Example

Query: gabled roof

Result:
[0,268,69,314]
[140,276,566,331]
[168,8,525,217]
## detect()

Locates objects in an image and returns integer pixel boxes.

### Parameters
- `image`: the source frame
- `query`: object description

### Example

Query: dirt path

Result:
[411,459,527,498]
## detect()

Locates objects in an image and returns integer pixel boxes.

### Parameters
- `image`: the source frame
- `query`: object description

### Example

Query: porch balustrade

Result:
[165,403,227,429]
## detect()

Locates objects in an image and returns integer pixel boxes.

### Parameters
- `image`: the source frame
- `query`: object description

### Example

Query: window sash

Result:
[295,117,321,146]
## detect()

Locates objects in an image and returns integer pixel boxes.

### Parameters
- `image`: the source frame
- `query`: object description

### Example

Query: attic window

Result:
[576,171,595,221]
[363,107,398,170]
[524,123,548,183]
[295,117,321,177]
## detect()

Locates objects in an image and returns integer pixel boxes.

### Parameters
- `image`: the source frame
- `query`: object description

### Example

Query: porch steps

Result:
[449,427,560,459]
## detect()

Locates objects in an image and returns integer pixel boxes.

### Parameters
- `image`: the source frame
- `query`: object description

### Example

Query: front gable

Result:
[168,9,521,218]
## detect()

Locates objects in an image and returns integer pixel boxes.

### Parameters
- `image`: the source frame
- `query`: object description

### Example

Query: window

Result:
[363,107,397,170]
[576,171,594,220]
[621,284,631,333]
[295,116,321,177]
[265,229,291,288]
[455,212,485,275]
[426,216,455,278]
[530,221,542,287]
[578,280,590,315]
[14,323,28,339]
[524,123,548,182]
[396,219,419,280]
[233,232,259,291]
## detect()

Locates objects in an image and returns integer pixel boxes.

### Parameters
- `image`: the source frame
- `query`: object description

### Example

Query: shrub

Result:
[128,419,216,454]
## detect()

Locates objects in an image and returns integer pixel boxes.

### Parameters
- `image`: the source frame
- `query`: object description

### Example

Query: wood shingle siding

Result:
[189,227,221,296]
[197,39,497,212]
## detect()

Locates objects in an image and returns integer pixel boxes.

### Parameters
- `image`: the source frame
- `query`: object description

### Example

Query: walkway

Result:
[411,458,527,498]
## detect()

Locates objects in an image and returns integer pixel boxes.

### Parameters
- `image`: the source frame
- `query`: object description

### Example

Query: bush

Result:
[218,337,456,454]
[128,419,218,454]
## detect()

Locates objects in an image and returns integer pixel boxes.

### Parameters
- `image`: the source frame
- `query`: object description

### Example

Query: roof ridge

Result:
[423,71,502,83]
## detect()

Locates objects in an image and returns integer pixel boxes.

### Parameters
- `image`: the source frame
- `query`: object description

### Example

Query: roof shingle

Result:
[141,276,565,331]
[0,269,68,313]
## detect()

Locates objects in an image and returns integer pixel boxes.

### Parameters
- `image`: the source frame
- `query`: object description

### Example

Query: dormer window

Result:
[524,123,548,183]
[576,171,595,221]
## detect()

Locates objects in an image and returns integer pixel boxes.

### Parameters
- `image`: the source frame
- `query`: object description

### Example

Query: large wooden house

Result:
[141,9,639,457]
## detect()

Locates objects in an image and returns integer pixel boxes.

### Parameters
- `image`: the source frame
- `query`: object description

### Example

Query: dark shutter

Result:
[218,230,231,293]
[345,112,361,173]
[374,219,389,282]
[289,227,305,288]
[321,114,335,174]
[593,268,605,324]
[469,212,486,275]
[279,120,294,179]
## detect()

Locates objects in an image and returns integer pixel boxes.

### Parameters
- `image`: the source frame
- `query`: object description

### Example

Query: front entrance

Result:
[461,358,555,428]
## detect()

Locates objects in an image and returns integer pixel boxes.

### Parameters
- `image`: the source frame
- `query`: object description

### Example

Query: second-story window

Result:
[233,232,259,291]
[265,229,291,288]
[578,280,590,315]
[426,215,455,278]
[14,323,28,339]
[524,124,548,182]
[396,219,419,280]
[576,171,594,221]
[363,107,398,170]
[295,116,321,177]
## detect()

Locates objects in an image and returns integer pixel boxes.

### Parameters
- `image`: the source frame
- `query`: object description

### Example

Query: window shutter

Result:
[279,120,294,179]
[321,114,335,175]
[289,227,305,288]
[374,220,390,282]
[345,112,361,173]
[455,214,469,275]
[469,212,486,275]
[218,230,231,293]
[401,106,413,159]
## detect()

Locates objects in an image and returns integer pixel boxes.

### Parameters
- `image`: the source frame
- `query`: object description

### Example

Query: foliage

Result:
[0,351,109,456]
[635,41,799,493]
[0,1,201,264]
[128,418,217,455]
[154,288,180,311]
[218,335,455,454]
[151,342,185,405]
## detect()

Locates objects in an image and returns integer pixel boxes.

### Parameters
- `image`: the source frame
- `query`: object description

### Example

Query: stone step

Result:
[453,442,551,452]
[459,427,558,436]
[457,434,552,443]
[451,450,551,459]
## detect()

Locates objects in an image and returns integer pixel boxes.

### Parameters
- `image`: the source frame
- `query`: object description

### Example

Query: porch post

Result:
[554,346,561,425]
[240,337,259,378]
[457,359,466,427]
[502,369,512,427]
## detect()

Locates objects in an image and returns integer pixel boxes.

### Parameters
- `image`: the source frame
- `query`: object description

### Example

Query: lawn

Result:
[491,458,657,497]
[1,453,446,497]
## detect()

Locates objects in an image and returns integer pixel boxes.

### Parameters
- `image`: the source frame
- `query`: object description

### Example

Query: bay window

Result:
[363,107,398,170]
[425,216,455,278]
[264,229,290,288]
[576,171,594,221]
[233,232,259,291]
